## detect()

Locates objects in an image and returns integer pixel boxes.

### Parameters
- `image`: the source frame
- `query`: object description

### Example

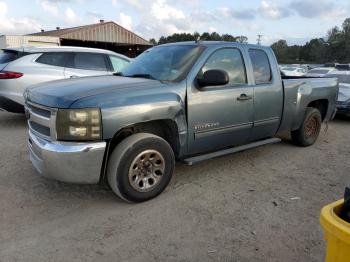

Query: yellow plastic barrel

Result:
[320,199,350,262]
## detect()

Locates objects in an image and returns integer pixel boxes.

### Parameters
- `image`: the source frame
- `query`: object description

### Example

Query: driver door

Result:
[187,47,254,155]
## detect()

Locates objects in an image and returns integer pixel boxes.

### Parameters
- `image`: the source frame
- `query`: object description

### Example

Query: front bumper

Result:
[28,131,106,184]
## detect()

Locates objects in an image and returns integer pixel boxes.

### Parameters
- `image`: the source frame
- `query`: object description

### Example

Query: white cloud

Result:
[208,26,217,33]
[151,0,185,21]
[119,12,132,30]
[111,0,117,6]
[0,1,7,17]
[40,0,59,16]
[0,1,41,35]
[64,7,79,24]
[259,1,289,19]
[289,0,344,19]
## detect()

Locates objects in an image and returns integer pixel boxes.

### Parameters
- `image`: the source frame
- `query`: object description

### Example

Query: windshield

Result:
[327,74,350,84]
[120,45,205,82]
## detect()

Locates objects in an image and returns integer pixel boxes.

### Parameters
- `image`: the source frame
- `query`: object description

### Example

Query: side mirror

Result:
[197,69,229,88]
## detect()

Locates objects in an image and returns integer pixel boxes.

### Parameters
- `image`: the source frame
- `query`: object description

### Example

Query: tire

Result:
[291,107,322,147]
[107,133,175,202]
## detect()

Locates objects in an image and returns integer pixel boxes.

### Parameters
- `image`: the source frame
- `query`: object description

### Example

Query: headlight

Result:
[56,108,102,141]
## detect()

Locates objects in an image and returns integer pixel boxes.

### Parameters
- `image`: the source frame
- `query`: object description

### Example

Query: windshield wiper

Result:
[125,74,156,80]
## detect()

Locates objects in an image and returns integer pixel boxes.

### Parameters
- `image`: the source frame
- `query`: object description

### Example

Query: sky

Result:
[0,0,349,45]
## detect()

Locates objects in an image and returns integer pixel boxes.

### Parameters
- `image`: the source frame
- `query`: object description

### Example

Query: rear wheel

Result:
[291,107,322,147]
[107,133,175,202]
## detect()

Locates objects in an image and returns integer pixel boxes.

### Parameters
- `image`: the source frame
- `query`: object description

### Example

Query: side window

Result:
[67,53,108,71]
[248,49,272,84]
[36,52,68,67]
[109,55,129,72]
[200,48,247,85]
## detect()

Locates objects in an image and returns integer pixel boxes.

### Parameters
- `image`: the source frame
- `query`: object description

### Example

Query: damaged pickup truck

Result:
[24,41,338,202]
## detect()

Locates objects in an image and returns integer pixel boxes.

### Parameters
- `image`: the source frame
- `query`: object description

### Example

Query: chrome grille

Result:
[25,102,57,141]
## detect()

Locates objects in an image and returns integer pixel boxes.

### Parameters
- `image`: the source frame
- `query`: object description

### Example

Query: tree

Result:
[271,40,289,63]
[153,17,350,64]
[208,32,221,41]
[299,38,328,63]
[342,18,350,62]
[149,38,157,46]
[155,32,248,44]
[222,34,237,42]
[343,18,350,35]
[236,36,248,44]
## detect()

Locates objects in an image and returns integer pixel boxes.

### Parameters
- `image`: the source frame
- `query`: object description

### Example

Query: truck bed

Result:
[278,77,338,133]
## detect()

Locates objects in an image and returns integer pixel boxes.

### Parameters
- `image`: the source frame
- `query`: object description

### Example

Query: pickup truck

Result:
[24,41,338,202]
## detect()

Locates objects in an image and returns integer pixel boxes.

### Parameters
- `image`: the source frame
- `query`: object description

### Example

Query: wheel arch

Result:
[307,99,329,121]
[100,119,183,184]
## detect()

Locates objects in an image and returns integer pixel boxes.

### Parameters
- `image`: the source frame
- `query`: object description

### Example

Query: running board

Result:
[183,137,281,166]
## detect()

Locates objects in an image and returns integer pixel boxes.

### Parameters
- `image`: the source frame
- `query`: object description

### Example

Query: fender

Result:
[71,89,188,154]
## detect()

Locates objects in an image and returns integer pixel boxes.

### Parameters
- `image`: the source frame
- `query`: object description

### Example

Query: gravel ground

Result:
[0,111,349,262]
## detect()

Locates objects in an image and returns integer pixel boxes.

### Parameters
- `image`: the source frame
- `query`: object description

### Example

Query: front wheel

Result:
[107,133,175,202]
[291,107,322,147]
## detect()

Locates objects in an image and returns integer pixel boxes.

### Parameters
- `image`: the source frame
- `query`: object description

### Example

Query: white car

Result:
[305,67,338,77]
[325,71,350,116]
[281,67,306,77]
[0,46,130,113]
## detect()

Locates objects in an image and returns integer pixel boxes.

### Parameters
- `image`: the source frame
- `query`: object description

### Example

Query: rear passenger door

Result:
[33,52,68,83]
[64,52,110,78]
[248,48,283,140]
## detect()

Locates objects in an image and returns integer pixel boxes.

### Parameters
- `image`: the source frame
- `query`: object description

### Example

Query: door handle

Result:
[237,94,252,101]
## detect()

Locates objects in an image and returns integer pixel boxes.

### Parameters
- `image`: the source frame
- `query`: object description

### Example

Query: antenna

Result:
[257,34,263,45]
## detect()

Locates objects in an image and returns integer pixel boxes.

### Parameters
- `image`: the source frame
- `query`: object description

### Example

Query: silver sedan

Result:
[0,46,130,113]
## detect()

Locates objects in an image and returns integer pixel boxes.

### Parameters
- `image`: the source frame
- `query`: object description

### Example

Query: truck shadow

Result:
[333,115,350,122]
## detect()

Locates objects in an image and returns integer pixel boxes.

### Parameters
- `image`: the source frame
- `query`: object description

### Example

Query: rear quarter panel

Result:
[279,78,338,132]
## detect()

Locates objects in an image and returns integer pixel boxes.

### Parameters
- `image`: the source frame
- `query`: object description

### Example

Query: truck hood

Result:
[26,75,165,108]
[338,83,350,102]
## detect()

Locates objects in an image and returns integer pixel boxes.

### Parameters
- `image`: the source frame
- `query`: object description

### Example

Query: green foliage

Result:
[155,32,247,45]
[153,17,350,64]
[271,17,350,64]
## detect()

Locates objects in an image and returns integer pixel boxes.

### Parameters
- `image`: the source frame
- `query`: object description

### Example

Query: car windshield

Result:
[120,45,205,82]
[327,74,350,84]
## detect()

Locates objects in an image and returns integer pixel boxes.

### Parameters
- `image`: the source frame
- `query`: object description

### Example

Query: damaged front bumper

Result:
[28,130,106,184]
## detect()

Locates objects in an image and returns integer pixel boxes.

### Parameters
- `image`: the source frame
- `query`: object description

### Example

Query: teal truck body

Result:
[25,41,338,202]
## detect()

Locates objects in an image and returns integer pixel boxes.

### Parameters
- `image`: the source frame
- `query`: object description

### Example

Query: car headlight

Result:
[56,108,102,141]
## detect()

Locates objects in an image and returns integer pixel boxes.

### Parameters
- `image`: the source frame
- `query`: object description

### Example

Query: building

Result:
[29,20,152,57]
[0,35,60,49]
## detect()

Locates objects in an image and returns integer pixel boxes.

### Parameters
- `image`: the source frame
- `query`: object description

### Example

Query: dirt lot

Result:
[0,111,349,262]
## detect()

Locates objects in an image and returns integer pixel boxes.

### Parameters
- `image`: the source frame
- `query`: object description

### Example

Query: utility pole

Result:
[257,34,263,45]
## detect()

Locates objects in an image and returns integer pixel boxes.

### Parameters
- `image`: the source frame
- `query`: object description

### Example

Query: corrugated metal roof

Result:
[29,21,151,46]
